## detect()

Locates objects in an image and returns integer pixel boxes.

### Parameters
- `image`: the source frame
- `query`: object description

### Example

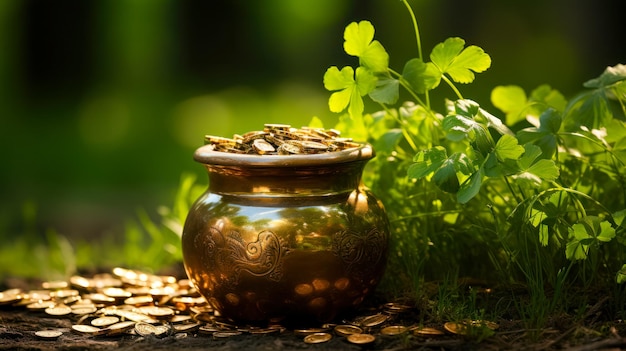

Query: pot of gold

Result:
[182,124,390,324]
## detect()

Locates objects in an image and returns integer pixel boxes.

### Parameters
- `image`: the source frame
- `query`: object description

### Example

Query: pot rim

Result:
[194,143,374,167]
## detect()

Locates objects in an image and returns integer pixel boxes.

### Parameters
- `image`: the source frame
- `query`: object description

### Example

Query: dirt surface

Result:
[3,268,626,350]
[3,307,626,351]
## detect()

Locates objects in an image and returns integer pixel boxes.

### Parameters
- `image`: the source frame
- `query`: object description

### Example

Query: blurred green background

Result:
[0,0,624,276]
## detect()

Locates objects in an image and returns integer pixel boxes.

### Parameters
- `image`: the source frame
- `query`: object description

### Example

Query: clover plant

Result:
[320,0,626,308]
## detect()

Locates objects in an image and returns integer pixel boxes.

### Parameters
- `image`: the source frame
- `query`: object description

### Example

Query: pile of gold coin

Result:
[204,124,362,155]
[0,268,498,345]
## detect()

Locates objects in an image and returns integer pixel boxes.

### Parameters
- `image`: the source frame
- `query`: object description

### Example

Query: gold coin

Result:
[169,315,192,323]
[303,332,332,344]
[193,312,214,323]
[208,125,362,155]
[213,331,242,338]
[71,306,98,315]
[69,275,92,289]
[173,322,201,333]
[293,328,328,336]
[443,322,468,335]
[334,324,363,337]
[35,330,63,339]
[124,295,153,306]
[106,321,136,336]
[91,316,120,327]
[263,123,291,131]
[383,302,412,313]
[249,327,280,335]
[412,326,445,336]
[380,325,408,336]
[42,280,69,290]
[51,289,79,298]
[62,295,82,305]
[45,305,72,316]
[0,291,21,305]
[198,326,220,334]
[278,142,302,154]
[134,322,170,337]
[141,306,175,319]
[346,333,376,344]
[84,293,116,304]
[301,140,329,152]
[26,300,55,310]
[242,131,269,143]
[113,310,157,323]
[101,287,132,299]
[204,135,236,145]
[469,319,499,330]
[360,313,388,327]
[72,324,106,336]
[252,138,276,154]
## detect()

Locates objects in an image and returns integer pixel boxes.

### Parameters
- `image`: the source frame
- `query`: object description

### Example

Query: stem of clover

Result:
[401,0,430,108]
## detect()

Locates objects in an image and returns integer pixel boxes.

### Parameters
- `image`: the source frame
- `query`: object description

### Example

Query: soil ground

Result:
[2,297,626,351]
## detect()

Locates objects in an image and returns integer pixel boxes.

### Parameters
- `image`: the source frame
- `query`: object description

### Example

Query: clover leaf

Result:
[369,77,399,105]
[402,58,440,94]
[491,85,567,126]
[566,216,616,260]
[583,64,626,89]
[324,66,377,117]
[408,147,471,193]
[511,144,559,186]
[618,264,626,284]
[517,108,562,158]
[343,20,389,73]
[491,85,528,125]
[429,37,491,86]
[494,134,525,162]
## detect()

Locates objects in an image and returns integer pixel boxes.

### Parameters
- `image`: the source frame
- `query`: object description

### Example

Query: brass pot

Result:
[182,143,389,324]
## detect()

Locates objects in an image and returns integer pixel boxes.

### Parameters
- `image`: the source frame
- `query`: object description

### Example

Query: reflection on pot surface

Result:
[182,144,389,323]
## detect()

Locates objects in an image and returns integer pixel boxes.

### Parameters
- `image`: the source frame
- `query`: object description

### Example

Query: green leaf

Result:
[409,147,448,179]
[494,134,525,161]
[373,129,403,154]
[617,264,626,284]
[566,90,611,130]
[334,113,368,141]
[513,144,559,185]
[430,37,491,84]
[457,167,483,204]
[402,58,438,93]
[443,114,476,142]
[308,116,324,129]
[343,20,389,72]
[516,144,543,171]
[324,66,376,117]
[443,114,493,155]
[369,77,399,104]
[491,85,528,125]
[433,158,461,193]
[613,209,626,229]
[525,159,559,182]
[566,223,590,260]
[530,84,567,113]
[583,64,626,89]
[597,220,616,242]
[529,208,547,227]
[566,217,616,260]
[409,147,466,193]
[517,108,561,158]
